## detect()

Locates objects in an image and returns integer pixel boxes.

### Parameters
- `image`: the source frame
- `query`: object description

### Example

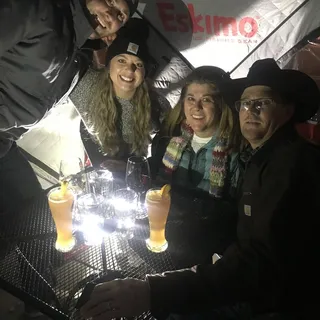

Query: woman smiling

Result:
[87,45,151,159]
[152,66,243,199]
[72,19,170,168]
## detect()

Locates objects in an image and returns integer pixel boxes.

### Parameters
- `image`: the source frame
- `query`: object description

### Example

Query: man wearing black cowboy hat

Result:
[80,59,320,320]
[0,0,139,213]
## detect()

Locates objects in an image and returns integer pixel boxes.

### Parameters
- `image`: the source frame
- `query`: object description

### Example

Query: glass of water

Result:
[88,170,113,198]
[125,156,151,219]
[77,193,105,245]
[111,188,137,239]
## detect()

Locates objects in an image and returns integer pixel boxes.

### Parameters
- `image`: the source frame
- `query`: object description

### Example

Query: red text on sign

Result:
[157,3,258,38]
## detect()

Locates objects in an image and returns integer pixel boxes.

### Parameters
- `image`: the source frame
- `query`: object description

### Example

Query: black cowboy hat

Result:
[235,58,320,122]
[185,66,244,108]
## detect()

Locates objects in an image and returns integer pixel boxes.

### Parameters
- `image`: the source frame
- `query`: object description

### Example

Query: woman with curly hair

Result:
[72,19,170,169]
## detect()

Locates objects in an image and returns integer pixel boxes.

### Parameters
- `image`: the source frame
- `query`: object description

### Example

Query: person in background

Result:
[151,66,243,200]
[72,18,170,171]
[80,59,320,320]
[0,0,139,213]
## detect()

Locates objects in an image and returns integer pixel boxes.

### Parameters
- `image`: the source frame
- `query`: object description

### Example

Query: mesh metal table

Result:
[0,191,179,319]
[0,184,227,319]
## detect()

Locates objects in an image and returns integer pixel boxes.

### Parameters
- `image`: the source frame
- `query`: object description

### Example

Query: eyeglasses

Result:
[235,98,276,112]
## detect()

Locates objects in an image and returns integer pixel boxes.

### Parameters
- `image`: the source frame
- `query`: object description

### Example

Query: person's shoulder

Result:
[285,138,320,190]
[268,136,320,175]
[82,67,103,83]
[70,68,103,119]
[265,132,302,158]
[282,136,320,160]
[298,137,320,153]
[296,138,320,164]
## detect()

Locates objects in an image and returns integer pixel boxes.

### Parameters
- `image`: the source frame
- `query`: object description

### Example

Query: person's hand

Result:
[80,278,151,320]
[100,159,126,173]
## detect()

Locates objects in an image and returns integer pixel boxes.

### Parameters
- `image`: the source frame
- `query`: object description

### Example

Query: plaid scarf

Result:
[162,123,230,197]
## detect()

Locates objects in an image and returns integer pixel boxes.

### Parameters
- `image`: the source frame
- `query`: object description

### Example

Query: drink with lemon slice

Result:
[47,181,75,252]
[145,185,171,253]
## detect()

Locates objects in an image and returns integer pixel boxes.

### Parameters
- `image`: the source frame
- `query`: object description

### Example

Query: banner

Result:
[139,0,320,77]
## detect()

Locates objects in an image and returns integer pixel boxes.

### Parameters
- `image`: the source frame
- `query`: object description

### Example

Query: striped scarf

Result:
[162,123,230,197]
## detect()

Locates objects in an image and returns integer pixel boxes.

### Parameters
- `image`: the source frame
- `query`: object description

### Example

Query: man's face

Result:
[237,86,294,148]
[86,0,130,38]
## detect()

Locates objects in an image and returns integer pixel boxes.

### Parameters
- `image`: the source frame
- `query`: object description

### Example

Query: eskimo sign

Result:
[157,2,259,42]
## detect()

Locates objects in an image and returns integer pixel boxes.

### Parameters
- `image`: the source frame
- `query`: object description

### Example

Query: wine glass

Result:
[125,156,151,219]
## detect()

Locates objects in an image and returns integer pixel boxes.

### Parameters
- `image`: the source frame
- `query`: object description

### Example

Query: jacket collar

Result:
[71,0,95,48]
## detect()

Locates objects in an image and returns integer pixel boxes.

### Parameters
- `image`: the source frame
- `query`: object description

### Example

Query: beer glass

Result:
[145,188,171,253]
[48,187,75,252]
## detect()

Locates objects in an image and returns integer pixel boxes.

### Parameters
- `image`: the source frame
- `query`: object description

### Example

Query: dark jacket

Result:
[150,130,239,260]
[147,123,320,317]
[0,0,94,156]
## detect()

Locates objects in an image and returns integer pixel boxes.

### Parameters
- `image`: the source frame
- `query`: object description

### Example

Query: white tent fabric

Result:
[139,0,320,77]
[17,99,84,184]
[17,0,320,186]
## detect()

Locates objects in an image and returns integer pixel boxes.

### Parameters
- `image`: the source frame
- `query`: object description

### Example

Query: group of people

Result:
[79,60,320,319]
[1,0,320,319]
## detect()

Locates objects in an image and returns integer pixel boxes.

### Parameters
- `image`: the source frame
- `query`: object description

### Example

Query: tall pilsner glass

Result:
[145,188,171,253]
[48,187,75,252]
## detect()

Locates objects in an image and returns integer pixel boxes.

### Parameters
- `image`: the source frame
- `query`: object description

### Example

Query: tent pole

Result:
[19,147,59,180]
[229,0,310,76]
[277,26,320,67]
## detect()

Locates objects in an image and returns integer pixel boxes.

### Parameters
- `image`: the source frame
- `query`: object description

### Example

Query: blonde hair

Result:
[88,69,151,156]
[162,81,242,152]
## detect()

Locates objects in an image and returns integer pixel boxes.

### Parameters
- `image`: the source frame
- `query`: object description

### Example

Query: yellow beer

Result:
[48,186,75,252]
[145,187,171,253]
